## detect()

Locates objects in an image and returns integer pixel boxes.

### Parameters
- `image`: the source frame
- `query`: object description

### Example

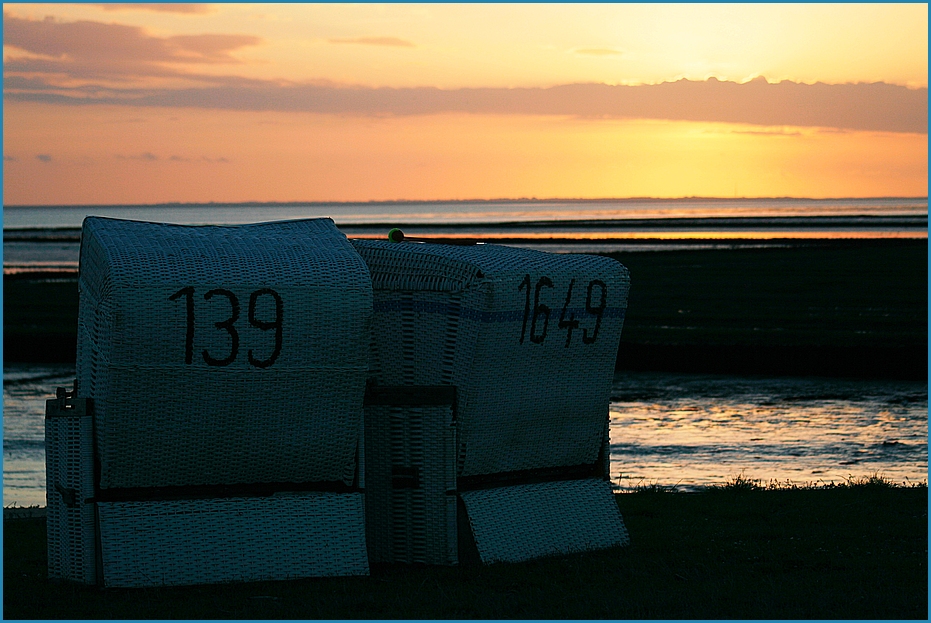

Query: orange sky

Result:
[3,3,928,205]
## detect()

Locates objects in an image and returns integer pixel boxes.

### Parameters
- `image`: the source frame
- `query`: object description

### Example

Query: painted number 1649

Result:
[517,275,607,347]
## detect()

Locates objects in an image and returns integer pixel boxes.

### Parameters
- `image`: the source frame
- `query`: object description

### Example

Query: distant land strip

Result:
[3,196,928,210]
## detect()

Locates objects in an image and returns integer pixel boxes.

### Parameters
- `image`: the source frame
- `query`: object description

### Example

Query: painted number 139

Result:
[168,287,283,368]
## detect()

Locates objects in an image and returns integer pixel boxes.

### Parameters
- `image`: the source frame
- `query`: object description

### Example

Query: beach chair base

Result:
[97,493,369,587]
[46,386,370,587]
[364,386,458,566]
[459,478,629,564]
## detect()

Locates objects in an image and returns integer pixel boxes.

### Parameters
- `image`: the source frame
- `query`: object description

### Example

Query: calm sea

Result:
[3,197,927,272]
[3,198,927,506]
[3,197,928,228]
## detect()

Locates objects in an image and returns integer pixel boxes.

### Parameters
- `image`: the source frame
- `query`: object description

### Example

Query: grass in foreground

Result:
[4,480,927,620]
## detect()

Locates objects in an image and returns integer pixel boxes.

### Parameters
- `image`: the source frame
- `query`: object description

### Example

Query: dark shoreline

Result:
[618,343,927,380]
[4,238,927,380]
[4,334,926,381]
[5,213,928,238]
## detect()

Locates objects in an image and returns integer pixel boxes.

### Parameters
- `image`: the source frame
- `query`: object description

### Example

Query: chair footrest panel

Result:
[460,478,629,564]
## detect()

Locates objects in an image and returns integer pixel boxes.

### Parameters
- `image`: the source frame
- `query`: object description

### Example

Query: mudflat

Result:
[4,238,927,378]
[609,238,927,378]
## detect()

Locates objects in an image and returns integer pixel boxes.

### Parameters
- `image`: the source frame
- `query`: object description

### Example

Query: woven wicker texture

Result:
[77,217,372,489]
[364,405,458,565]
[460,478,629,564]
[352,240,630,478]
[45,407,97,584]
[97,493,369,587]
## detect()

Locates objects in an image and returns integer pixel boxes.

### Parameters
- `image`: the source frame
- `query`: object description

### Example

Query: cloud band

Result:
[5,77,926,134]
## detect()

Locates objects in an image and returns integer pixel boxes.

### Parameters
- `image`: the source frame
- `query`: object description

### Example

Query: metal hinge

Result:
[46,380,89,417]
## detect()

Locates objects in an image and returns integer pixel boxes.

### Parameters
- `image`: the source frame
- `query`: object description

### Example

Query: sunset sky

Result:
[3,3,928,205]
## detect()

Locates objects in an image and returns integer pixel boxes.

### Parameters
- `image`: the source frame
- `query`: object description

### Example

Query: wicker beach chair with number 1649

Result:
[353,236,631,565]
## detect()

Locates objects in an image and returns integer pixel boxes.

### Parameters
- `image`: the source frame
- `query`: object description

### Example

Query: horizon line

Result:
[4,195,928,210]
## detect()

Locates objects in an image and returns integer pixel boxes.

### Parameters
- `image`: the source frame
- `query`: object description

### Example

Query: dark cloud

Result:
[113,153,229,162]
[4,155,18,162]
[93,4,213,14]
[115,152,159,161]
[3,13,260,65]
[9,78,923,134]
[4,57,277,88]
[36,154,52,162]
[328,37,416,48]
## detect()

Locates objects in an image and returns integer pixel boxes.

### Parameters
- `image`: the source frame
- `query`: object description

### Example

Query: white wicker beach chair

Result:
[352,239,631,564]
[47,217,372,587]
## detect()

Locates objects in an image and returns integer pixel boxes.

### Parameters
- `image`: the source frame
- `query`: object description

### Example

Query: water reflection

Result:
[3,364,75,507]
[3,366,927,507]
[609,371,928,490]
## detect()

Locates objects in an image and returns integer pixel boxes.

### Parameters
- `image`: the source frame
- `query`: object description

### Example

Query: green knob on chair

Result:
[388,228,405,243]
